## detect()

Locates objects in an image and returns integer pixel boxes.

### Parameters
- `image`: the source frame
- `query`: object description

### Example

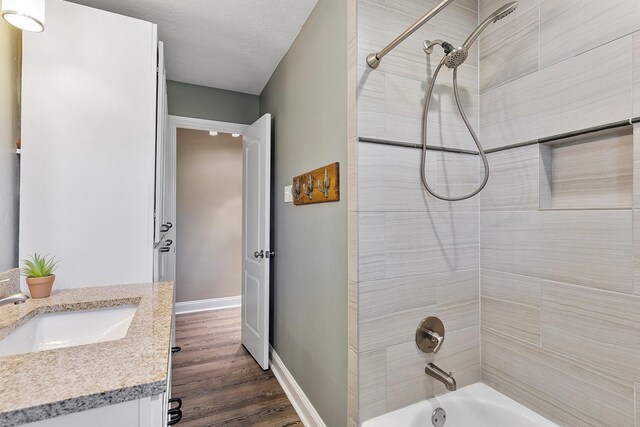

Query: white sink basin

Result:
[0,305,137,357]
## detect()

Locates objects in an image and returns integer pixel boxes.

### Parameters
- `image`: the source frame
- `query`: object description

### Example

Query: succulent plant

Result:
[21,253,58,278]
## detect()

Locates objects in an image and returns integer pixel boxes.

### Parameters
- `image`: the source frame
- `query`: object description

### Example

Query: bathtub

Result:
[361,383,558,427]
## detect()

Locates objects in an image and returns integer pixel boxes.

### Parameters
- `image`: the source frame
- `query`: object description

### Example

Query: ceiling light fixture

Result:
[2,0,45,32]
[209,131,218,136]
[232,133,240,137]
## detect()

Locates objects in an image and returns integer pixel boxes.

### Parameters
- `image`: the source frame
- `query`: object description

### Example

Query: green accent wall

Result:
[167,80,259,124]
[259,0,348,425]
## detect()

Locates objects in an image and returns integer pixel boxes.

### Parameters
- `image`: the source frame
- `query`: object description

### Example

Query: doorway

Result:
[175,128,243,311]
[165,114,272,369]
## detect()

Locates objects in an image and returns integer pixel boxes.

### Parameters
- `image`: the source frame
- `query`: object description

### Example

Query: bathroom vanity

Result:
[0,282,176,426]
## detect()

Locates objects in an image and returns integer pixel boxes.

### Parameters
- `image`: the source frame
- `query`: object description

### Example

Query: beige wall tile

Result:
[357,0,478,77]
[359,274,438,322]
[436,269,479,331]
[384,71,479,149]
[357,142,436,212]
[634,125,640,210]
[436,151,479,186]
[385,341,434,412]
[480,144,539,211]
[357,65,385,138]
[348,348,359,422]
[359,270,478,329]
[481,210,633,293]
[435,152,480,213]
[357,0,438,80]
[480,6,539,92]
[433,326,480,395]
[481,269,541,306]
[348,280,358,352]
[360,306,436,352]
[435,184,481,213]
[480,36,633,150]
[540,0,640,69]
[635,210,640,295]
[636,382,640,427]
[482,297,540,345]
[479,0,542,33]
[541,280,640,381]
[634,33,640,117]
[481,269,541,345]
[358,349,387,421]
[542,128,633,209]
[349,212,359,283]
[358,212,386,281]
[348,136,359,213]
[482,328,635,426]
[385,212,479,278]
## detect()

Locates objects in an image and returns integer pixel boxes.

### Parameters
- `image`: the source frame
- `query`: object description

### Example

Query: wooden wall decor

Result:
[292,162,340,205]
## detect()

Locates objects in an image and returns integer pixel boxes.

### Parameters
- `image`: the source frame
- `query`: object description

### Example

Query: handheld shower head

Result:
[440,2,518,69]
[443,47,468,69]
[462,1,518,50]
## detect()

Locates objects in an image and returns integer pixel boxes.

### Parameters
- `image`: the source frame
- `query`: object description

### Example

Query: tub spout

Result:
[425,362,457,391]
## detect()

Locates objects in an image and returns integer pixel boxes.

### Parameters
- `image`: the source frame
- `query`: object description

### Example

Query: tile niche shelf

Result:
[539,126,633,210]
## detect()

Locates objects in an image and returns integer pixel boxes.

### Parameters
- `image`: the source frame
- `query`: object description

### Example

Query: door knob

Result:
[254,250,264,259]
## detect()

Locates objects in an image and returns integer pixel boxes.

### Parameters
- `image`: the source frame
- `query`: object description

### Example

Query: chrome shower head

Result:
[492,1,518,22]
[443,47,468,69]
[462,1,518,50]
[441,1,518,69]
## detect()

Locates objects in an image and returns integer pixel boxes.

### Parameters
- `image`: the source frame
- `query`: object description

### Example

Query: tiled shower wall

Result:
[478,0,640,426]
[350,0,481,424]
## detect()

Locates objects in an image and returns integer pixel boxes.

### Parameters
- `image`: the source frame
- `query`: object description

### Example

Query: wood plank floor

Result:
[171,308,302,427]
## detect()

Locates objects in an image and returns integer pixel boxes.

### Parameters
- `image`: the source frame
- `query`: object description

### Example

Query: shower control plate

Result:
[416,316,445,353]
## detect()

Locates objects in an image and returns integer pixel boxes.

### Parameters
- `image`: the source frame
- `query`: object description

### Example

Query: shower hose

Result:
[421,56,490,201]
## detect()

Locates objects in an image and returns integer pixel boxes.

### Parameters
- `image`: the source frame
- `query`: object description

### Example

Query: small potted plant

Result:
[21,254,58,298]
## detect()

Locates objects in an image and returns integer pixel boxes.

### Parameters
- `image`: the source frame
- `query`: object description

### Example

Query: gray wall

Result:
[175,129,242,303]
[478,1,640,426]
[352,0,480,423]
[258,0,348,425]
[167,80,259,124]
[0,20,20,272]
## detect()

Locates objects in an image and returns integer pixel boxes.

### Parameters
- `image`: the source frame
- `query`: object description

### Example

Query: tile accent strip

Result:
[358,117,640,155]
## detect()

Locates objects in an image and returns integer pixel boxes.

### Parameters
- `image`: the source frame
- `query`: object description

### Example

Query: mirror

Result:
[0,19,21,271]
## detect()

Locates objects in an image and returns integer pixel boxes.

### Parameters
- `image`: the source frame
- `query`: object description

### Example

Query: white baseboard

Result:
[270,346,326,427]
[175,295,241,315]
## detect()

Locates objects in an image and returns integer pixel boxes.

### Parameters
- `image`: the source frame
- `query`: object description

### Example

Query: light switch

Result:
[284,185,293,203]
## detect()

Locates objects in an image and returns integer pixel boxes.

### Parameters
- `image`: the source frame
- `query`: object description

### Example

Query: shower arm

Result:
[366,0,455,69]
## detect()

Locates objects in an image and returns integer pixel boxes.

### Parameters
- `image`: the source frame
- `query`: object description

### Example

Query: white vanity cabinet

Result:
[24,349,175,427]
[25,393,168,427]
[20,0,163,290]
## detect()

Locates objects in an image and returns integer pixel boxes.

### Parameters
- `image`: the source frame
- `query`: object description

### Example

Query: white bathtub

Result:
[361,383,558,427]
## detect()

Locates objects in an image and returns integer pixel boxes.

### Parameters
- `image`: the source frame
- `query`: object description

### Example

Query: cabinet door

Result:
[20,0,157,289]
[154,41,167,244]
[24,396,162,426]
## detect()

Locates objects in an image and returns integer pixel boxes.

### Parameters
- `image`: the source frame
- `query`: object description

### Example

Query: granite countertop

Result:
[0,281,174,426]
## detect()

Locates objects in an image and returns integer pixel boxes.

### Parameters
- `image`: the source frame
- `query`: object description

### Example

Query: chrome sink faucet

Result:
[0,293,30,307]
[425,362,457,391]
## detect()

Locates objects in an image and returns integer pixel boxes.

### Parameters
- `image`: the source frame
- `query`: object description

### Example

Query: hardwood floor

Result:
[171,308,302,427]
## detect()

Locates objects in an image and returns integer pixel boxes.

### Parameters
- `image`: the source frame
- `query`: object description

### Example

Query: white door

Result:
[241,113,272,370]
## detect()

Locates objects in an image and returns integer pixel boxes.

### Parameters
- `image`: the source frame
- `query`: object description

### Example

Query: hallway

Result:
[171,309,301,426]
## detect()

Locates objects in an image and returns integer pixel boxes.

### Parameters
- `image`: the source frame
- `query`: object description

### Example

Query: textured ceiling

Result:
[67,0,318,95]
